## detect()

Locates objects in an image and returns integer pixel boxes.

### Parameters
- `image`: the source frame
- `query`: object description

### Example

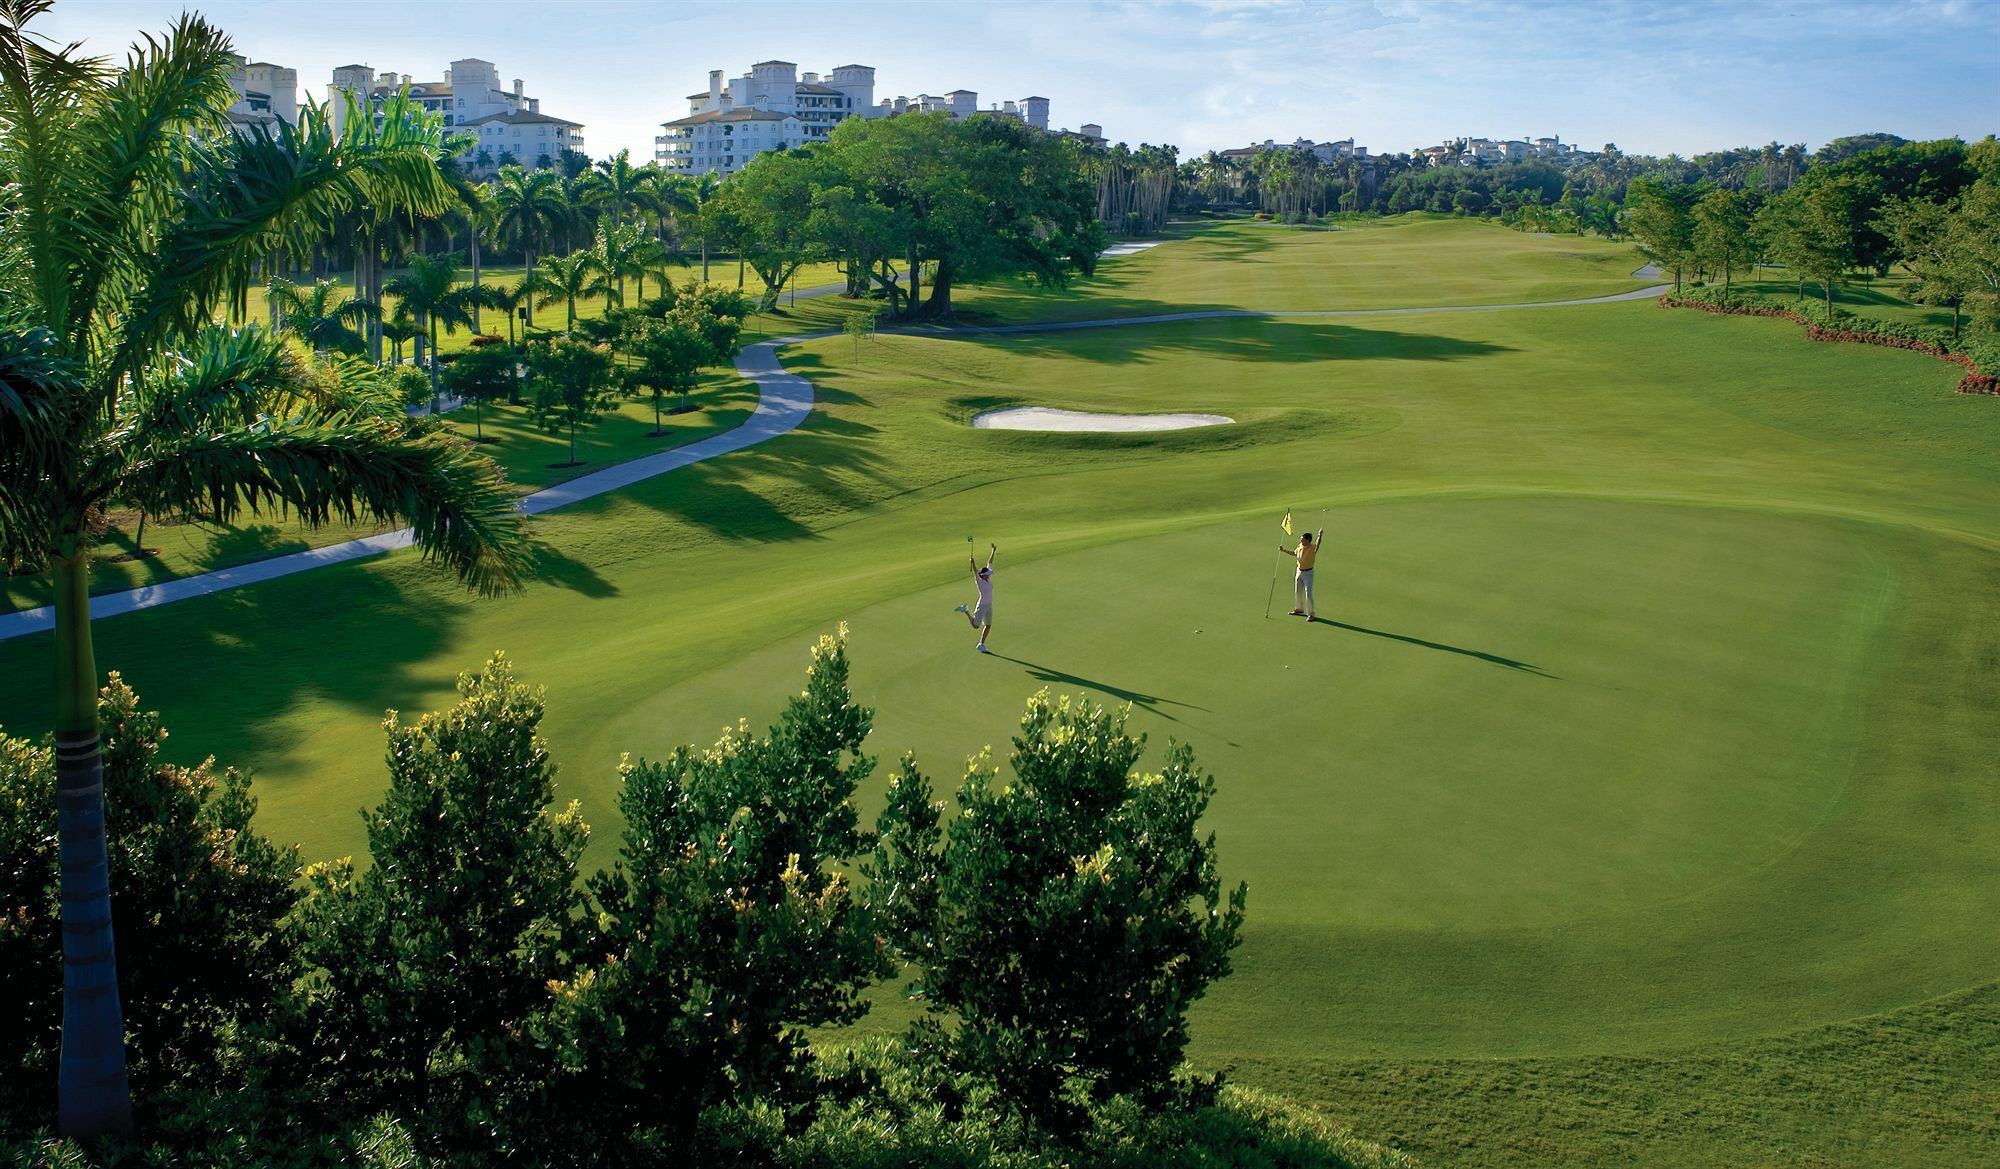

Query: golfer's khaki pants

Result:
[1295,568,1315,616]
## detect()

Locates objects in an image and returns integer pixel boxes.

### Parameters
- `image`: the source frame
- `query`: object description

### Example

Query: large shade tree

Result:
[0,2,528,1135]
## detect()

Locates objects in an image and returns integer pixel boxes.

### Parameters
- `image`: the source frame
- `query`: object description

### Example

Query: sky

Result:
[35,0,2000,161]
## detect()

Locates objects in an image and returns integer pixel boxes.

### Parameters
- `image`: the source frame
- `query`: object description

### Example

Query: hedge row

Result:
[1659,288,2000,396]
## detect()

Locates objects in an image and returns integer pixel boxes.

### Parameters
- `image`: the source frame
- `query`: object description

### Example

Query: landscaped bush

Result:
[875,693,1247,1130]
[1,679,300,1125]
[0,637,1313,1167]
[290,654,588,1146]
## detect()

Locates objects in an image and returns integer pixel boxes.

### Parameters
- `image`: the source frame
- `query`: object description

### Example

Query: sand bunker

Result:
[971,407,1233,432]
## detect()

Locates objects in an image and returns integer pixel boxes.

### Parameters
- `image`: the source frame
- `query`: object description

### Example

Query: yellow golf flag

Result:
[1281,510,1293,537]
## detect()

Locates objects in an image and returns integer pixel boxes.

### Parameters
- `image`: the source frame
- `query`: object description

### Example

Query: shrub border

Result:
[1659,296,1999,396]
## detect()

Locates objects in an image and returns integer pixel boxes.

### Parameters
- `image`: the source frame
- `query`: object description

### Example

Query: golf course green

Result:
[3,216,1996,1166]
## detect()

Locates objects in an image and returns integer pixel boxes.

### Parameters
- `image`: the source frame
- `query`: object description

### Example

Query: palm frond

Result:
[63,13,238,346]
[117,324,295,441]
[112,89,457,375]
[120,409,528,594]
[0,0,109,340]
[0,319,75,568]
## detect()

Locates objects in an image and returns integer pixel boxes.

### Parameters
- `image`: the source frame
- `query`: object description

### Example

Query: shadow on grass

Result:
[1311,617,1556,678]
[196,522,318,573]
[0,552,472,776]
[527,544,620,598]
[960,315,1519,367]
[986,653,1210,723]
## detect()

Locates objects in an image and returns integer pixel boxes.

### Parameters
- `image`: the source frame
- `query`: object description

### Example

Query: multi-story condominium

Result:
[1416,135,1581,167]
[660,60,1102,177]
[1220,138,1372,165]
[328,58,584,173]
[223,52,297,134]
[657,60,876,176]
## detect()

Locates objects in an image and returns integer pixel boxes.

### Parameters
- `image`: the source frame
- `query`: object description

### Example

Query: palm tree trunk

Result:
[525,247,537,328]
[470,229,482,333]
[701,239,709,283]
[52,546,134,1137]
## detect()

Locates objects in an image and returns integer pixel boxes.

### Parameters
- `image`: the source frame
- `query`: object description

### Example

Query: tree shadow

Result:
[0,551,473,784]
[1311,617,1556,678]
[946,315,1517,367]
[984,654,1209,724]
[526,543,620,598]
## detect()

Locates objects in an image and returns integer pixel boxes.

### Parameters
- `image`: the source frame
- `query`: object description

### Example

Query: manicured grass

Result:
[3,216,1997,1166]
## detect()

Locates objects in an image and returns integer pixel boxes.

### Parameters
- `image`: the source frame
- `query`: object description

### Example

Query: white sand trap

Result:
[972,407,1233,432]
[1100,240,1166,257]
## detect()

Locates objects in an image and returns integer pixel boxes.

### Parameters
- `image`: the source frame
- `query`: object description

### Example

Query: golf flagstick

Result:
[1263,508,1290,619]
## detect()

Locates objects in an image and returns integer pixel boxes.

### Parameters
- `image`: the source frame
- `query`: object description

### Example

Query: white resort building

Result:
[658,59,1102,177]
[657,60,877,177]
[223,52,298,134]
[328,58,585,173]
[1415,135,1584,167]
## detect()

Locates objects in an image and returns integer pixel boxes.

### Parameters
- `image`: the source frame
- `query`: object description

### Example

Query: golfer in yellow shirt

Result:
[1280,527,1324,619]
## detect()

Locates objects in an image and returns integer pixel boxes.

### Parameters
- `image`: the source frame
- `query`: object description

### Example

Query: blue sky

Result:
[37,0,2000,160]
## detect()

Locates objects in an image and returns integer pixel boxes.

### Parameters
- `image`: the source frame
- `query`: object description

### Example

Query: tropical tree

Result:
[488,271,546,349]
[588,220,651,309]
[619,292,745,434]
[1691,187,1755,296]
[667,170,723,281]
[873,692,1246,1126]
[382,253,480,395]
[535,251,598,331]
[265,278,379,356]
[379,314,422,366]
[0,2,528,1135]
[453,178,493,333]
[527,336,617,465]
[1624,177,1703,292]
[437,344,518,440]
[492,164,565,327]
[590,147,648,228]
[1762,175,1865,315]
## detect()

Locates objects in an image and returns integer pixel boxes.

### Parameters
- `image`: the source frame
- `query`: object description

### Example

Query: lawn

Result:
[2,216,1996,1166]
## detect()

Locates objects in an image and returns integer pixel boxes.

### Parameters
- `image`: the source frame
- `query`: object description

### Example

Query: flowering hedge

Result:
[1660,287,1999,396]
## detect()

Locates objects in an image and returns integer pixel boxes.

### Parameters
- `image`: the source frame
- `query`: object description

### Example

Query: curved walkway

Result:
[0,280,1667,643]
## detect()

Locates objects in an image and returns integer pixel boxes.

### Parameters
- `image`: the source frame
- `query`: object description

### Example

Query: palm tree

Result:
[536,252,597,332]
[588,220,653,309]
[559,169,604,254]
[492,165,564,328]
[0,4,528,1135]
[487,271,548,349]
[667,171,723,281]
[380,314,422,366]
[591,147,647,228]
[383,254,481,395]
[453,180,493,333]
[266,278,379,356]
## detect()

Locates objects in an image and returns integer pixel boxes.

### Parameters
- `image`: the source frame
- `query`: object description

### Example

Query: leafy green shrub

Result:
[876,693,1247,1127]
[535,630,891,1157]
[291,654,587,1134]
[0,678,298,1122]
[790,1041,1413,1169]
[388,363,432,407]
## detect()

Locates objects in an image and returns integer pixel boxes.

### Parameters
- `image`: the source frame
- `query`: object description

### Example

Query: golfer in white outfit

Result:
[954,543,997,652]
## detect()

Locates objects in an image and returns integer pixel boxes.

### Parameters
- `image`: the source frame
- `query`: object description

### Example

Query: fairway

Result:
[4,217,1997,1165]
